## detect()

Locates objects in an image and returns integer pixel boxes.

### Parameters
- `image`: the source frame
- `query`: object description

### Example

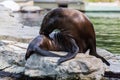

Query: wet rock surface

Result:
[25,53,105,80]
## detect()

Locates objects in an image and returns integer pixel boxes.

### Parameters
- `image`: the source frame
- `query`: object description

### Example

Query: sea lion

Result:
[26,8,110,66]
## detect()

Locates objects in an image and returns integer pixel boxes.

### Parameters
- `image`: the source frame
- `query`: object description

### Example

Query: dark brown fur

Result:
[25,8,110,65]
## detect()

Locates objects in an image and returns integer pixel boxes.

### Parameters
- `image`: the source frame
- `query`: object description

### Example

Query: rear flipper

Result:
[89,39,110,66]
[93,53,110,66]
[90,51,110,66]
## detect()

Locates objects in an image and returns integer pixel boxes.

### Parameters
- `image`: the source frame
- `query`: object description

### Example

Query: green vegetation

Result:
[86,0,114,2]
[89,17,120,54]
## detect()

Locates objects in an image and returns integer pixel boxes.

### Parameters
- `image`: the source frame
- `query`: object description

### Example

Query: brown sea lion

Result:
[25,8,110,66]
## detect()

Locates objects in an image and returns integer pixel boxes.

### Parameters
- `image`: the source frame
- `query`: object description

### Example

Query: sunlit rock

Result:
[21,6,42,12]
[25,53,105,80]
[0,0,20,11]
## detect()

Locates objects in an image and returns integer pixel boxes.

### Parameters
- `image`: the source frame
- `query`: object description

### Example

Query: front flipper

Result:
[25,35,64,60]
[25,49,34,60]
[57,38,79,65]
[25,35,42,60]
[35,46,64,57]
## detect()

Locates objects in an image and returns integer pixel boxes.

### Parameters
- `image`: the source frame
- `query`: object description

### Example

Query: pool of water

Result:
[86,12,120,18]
[12,10,47,27]
[89,17,120,54]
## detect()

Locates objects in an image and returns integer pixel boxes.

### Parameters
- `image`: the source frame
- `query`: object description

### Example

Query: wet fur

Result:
[26,8,110,66]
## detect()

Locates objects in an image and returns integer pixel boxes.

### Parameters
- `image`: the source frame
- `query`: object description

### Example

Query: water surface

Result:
[89,17,120,54]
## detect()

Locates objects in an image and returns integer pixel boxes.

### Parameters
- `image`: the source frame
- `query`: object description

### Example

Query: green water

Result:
[86,0,114,2]
[89,17,120,54]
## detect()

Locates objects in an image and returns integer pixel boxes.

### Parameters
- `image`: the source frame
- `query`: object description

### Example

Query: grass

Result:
[89,17,120,54]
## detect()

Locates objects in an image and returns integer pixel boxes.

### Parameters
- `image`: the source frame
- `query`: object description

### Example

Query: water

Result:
[86,12,120,18]
[12,10,47,27]
[12,11,120,55]
[89,16,120,54]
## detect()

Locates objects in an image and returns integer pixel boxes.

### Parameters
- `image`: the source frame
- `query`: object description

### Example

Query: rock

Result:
[96,48,114,60]
[0,50,25,73]
[108,60,120,73]
[0,77,14,80]
[0,57,11,70]
[0,40,26,74]
[0,41,6,46]
[0,5,9,11]
[21,6,42,13]
[86,48,114,60]
[96,48,120,78]
[106,54,120,75]
[4,65,25,74]
[25,53,105,80]
[0,0,20,11]
[96,48,120,74]
[0,40,120,79]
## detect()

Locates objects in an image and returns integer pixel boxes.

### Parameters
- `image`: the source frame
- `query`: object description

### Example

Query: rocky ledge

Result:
[25,53,105,80]
[21,6,43,13]
[0,40,120,80]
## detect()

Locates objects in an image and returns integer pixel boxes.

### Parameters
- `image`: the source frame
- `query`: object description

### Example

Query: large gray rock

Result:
[25,53,105,80]
[0,40,27,74]
[0,40,120,80]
